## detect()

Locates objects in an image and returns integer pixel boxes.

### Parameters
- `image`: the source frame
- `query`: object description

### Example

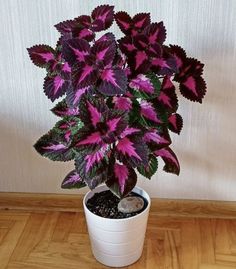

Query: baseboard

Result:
[0,192,236,219]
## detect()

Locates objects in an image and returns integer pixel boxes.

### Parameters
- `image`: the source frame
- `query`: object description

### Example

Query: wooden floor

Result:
[1,210,236,269]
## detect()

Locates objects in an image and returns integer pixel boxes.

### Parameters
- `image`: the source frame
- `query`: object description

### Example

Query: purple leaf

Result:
[129,74,155,94]
[118,36,137,55]
[66,85,90,107]
[132,13,151,35]
[54,19,77,35]
[79,96,107,127]
[179,75,206,103]
[140,100,161,123]
[154,147,180,175]
[120,127,140,139]
[144,129,171,148]
[91,40,116,67]
[72,62,98,88]
[97,32,115,43]
[75,145,109,189]
[143,22,166,44]
[43,75,69,102]
[106,162,137,198]
[115,11,132,35]
[115,136,149,167]
[169,45,187,69]
[61,170,86,189]
[98,67,127,96]
[34,130,74,161]
[158,76,178,113]
[62,38,90,65]
[76,131,102,147]
[27,45,55,68]
[168,113,183,134]
[72,27,95,42]
[128,50,150,74]
[113,96,132,111]
[137,154,158,179]
[151,55,177,76]
[91,5,114,31]
[115,12,150,36]
[51,99,80,117]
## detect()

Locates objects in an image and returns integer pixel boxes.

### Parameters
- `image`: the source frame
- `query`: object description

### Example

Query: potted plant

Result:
[27,4,206,267]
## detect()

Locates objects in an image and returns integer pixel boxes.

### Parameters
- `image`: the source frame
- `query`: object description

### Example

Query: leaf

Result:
[115,12,150,36]
[113,96,132,111]
[43,75,69,102]
[97,67,128,96]
[79,96,107,127]
[91,40,116,67]
[128,50,150,74]
[66,85,90,107]
[158,76,178,113]
[154,147,180,175]
[54,19,77,35]
[27,45,55,68]
[75,145,109,189]
[115,136,149,168]
[168,113,183,134]
[106,162,137,198]
[51,99,80,117]
[61,170,86,189]
[129,73,161,99]
[169,45,187,69]
[72,62,98,88]
[91,5,114,31]
[72,26,95,42]
[118,36,137,55]
[140,100,162,123]
[144,128,171,149]
[137,155,158,179]
[143,22,166,44]
[179,75,206,103]
[62,38,90,66]
[34,129,74,162]
[115,11,132,35]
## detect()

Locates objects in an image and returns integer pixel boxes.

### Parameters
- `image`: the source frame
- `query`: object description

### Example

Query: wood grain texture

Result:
[0,0,236,200]
[1,192,236,219]
[1,209,236,268]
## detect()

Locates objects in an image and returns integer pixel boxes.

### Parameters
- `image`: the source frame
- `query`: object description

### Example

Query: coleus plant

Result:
[28,5,206,198]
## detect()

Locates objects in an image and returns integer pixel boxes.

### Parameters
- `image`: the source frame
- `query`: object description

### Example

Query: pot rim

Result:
[83,185,151,222]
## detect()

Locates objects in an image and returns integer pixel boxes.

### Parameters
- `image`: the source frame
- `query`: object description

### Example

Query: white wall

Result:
[0,0,236,200]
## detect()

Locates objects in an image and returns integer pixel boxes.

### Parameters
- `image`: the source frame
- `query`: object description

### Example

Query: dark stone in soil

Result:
[86,190,148,219]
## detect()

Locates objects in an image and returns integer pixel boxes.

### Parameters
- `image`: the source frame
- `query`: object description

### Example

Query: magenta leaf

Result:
[106,162,137,198]
[118,36,137,55]
[61,170,86,189]
[62,38,90,66]
[179,75,206,103]
[128,50,150,74]
[137,155,158,179]
[98,67,128,95]
[169,45,187,69]
[54,19,77,35]
[129,73,161,99]
[154,147,180,175]
[115,136,149,167]
[140,100,161,123]
[151,52,177,76]
[120,127,140,139]
[97,32,115,43]
[43,75,69,102]
[115,12,150,36]
[27,45,55,68]
[66,85,90,107]
[144,128,171,149]
[91,5,114,31]
[75,145,109,189]
[168,113,183,134]
[143,22,166,44]
[91,40,116,67]
[113,96,132,111]
[158,76,178,113]
[34,129,74,161]
[51,99,80,117]
[79,96,107,127]
[72,62,98,88]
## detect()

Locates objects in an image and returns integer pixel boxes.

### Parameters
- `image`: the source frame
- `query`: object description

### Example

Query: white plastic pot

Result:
[83,185,151,267]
